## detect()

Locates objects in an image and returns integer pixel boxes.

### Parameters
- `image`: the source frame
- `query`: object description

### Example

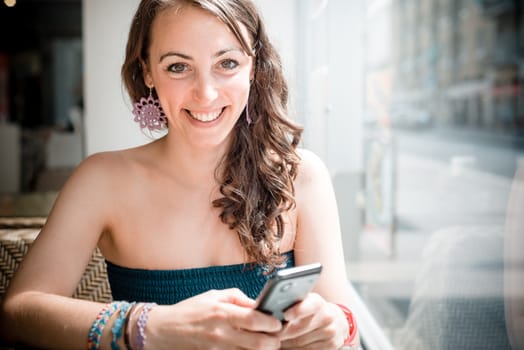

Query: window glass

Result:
[356,0,524,349]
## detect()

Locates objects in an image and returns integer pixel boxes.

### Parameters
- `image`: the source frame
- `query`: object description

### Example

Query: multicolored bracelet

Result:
[111,301,134,350]
[87,302,121,350]
[335,303,358,345]
[135,302,157,350]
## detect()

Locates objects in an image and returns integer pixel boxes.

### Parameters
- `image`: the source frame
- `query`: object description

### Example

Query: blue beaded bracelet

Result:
[111,301,134,350]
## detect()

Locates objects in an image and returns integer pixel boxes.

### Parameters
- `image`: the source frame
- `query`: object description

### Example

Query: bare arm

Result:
[294,149,351,305]
[279,149,360,349]
[0,153,119,349]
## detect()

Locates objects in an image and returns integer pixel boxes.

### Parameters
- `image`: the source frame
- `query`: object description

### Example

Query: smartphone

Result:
[255,262,322,321]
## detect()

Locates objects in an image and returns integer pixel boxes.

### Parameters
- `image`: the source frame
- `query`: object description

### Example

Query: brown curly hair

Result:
[121,0,303,269]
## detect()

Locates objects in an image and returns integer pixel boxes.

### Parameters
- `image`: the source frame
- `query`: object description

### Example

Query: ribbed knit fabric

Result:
[106,251,295,304]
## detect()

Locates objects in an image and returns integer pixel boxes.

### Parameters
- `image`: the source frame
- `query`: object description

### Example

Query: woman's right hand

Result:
[144,288,282,349]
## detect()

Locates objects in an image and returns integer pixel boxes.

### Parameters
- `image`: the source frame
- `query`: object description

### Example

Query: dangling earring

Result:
[245,96,252,125]
[132,87,167,130]
[246,80,253,125]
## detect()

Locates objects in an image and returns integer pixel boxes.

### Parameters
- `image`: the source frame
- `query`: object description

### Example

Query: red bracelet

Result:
[335,303,358,345]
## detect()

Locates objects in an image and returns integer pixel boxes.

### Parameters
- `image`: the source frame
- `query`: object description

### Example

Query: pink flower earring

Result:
[132,87,167,130]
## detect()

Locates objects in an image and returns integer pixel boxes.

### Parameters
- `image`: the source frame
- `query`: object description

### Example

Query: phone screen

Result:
[255,263,322,321]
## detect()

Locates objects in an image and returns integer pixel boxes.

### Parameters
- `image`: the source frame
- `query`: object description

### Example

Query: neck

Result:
[157,133,230,189]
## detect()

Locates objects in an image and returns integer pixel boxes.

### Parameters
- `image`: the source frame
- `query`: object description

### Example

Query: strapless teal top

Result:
[105,251,295,305]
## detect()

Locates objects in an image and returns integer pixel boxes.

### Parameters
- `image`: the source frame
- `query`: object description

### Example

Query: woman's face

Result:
[144,5,253,150]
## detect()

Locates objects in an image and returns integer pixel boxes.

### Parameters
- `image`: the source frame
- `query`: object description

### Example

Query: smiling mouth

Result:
[186,108,225,123]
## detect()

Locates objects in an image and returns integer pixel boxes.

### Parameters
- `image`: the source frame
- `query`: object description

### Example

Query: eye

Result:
[220,59,239,70]
[167,62,189,73]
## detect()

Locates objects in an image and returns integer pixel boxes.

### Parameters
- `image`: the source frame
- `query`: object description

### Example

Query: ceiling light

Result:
[4,0,16,7]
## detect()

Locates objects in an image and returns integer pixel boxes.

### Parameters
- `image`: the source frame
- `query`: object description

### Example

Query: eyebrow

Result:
[159,47,244,63]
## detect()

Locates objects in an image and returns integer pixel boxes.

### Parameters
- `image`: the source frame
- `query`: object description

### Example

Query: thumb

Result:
[221,288,256,308]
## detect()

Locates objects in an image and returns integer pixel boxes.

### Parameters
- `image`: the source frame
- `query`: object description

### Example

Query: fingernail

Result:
[283,311,292,320]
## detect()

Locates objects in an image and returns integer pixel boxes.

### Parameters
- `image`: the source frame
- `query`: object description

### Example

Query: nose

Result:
[192,72,218,103]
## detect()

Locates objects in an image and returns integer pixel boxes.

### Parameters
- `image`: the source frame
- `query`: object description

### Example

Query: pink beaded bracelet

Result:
[135,302,157,350]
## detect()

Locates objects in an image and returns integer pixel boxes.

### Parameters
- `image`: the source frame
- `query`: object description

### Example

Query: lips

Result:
[186,107,224,122]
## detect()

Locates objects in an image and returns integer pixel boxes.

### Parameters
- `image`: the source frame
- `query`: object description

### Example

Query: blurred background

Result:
[0,0,523,349]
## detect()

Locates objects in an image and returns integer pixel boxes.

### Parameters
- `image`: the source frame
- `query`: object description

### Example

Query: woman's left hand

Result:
[278,293,349,349]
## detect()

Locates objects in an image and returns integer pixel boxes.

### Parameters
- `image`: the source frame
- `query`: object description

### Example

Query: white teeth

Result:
[189,109,222,122]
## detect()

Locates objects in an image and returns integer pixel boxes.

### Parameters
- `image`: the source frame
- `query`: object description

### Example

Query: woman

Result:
[0,0,358,349]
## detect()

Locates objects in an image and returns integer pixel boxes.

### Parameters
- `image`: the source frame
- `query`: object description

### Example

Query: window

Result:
[358,0,523,348]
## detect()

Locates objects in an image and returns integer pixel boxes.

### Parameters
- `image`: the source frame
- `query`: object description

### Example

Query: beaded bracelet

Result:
[135,302,157,350]
[335,303,358,345]
[88,302,121,350]
[111,301,134,350]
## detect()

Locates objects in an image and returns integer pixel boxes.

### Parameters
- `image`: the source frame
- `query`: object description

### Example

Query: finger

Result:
[237,328,281,350]
[283,293,323,321]
[203,322,279,350]
[279,314,318,340]
[281,324,340,348]
[219,288,257,308]
[281,338,340,350]
[221,302,283,333]
[220,325,281,350]
[280,294,329,340]
[280,302,337,341]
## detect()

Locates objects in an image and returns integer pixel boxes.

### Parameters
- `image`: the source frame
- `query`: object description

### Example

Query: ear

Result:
[140,59,154,88]
[144,74,154,88]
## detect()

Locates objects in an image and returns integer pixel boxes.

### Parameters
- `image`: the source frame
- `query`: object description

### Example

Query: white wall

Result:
[253,0,298,116]
[327,0,364,175]
[292,0,365,260]
[83,0,149,155]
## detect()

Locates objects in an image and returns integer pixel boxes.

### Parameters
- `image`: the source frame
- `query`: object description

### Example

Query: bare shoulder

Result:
[43,149,140,233]
[70,151,128,187]
[78,150,130,172]
[56,149,140,207]
[293,148,335,211]
[295,148,331,189]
